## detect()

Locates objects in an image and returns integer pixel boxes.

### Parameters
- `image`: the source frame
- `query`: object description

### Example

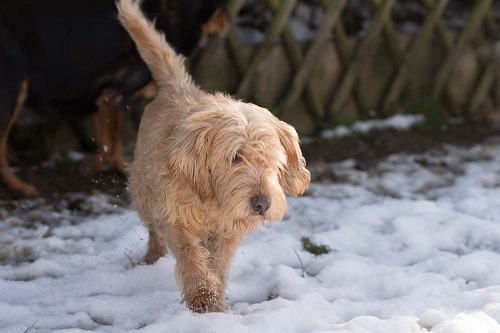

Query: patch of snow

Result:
[320,114,425,139]
[2,138,500,332]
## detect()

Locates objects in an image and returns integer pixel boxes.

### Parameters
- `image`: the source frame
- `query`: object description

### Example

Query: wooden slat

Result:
[280,0,346,116]
[267,0,324,120]
[495,65,500,110]
[226,28,248,77]
[432,0,492,100]
[327,0,395,118]
[469,59,498,113]
[236,0,297,99]
[484,10,499,38]
[332,22,353,66]
[382,0,449,113]
[373,8,406,116]
[483,8,500,113]
[328,14,365,122]
[381,16,404,67]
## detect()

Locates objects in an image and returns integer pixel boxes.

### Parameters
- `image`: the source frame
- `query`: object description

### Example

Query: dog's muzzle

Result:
[251,195,271,216]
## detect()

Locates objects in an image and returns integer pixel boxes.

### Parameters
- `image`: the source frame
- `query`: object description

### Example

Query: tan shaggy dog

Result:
[117,0,310,313]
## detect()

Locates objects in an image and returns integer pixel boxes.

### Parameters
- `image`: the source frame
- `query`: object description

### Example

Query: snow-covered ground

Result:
[2,127,500,332]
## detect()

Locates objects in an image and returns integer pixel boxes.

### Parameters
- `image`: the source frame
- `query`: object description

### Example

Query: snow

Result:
[2,134,500,332]
[318,114,425,140]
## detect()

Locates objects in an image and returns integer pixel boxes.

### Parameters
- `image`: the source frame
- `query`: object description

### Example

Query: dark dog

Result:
[0,0,227,197]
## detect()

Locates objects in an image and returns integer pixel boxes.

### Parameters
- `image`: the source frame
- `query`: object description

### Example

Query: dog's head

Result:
[167,94,310,229]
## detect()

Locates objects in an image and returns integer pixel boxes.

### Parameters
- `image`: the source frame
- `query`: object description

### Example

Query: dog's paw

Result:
[143,251,162,265]
[186,288,224,313]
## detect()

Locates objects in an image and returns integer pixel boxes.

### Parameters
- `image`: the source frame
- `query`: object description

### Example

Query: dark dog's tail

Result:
[117,0,193,91]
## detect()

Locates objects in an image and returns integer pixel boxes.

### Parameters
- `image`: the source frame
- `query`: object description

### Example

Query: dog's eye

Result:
[232,153,242,164]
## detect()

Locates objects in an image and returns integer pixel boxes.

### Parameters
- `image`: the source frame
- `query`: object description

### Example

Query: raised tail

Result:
[116,0,192,90]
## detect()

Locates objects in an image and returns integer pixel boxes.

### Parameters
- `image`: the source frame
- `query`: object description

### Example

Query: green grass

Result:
[403,96,450,135]
[301,237,331,256]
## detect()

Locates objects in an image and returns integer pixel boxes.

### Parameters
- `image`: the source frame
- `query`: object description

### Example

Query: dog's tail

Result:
[116,0,192,90]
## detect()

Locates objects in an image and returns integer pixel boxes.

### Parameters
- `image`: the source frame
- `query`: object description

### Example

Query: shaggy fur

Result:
[117,0,310,313]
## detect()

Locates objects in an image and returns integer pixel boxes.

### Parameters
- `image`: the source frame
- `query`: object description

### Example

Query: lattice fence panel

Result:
[191,0,500,134]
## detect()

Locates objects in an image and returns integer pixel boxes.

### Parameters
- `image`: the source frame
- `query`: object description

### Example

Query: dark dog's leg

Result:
[0,80,38,197]
[85,90,127,176]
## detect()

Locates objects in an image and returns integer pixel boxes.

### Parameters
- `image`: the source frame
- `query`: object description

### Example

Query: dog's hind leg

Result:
[0,80,38,197]
[144,228,168,264]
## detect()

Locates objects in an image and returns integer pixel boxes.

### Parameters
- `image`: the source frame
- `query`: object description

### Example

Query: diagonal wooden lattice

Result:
[193,0,500,133]
[382,0,450,114]
[277,0,346,121]
[432,0,492,114]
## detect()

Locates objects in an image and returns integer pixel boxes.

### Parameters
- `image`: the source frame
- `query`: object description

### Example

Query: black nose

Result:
[251,195,271,215]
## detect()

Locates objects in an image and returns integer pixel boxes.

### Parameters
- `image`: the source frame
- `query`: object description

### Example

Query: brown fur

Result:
[85,90,127,176]
[117,0,310,313]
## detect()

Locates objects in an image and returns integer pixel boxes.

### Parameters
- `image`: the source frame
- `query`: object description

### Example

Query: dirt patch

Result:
[303,121,500,163]
[303,121,500,181]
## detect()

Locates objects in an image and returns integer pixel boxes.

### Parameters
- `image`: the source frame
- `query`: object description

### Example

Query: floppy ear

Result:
[274,119,311,195]
[167,113,215,201]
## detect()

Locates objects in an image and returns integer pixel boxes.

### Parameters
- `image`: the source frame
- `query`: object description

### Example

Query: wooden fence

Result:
[189,0,500,134]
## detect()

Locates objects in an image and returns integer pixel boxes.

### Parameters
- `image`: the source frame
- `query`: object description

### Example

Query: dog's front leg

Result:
[209,234,241,309]
[168,225,224,313]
